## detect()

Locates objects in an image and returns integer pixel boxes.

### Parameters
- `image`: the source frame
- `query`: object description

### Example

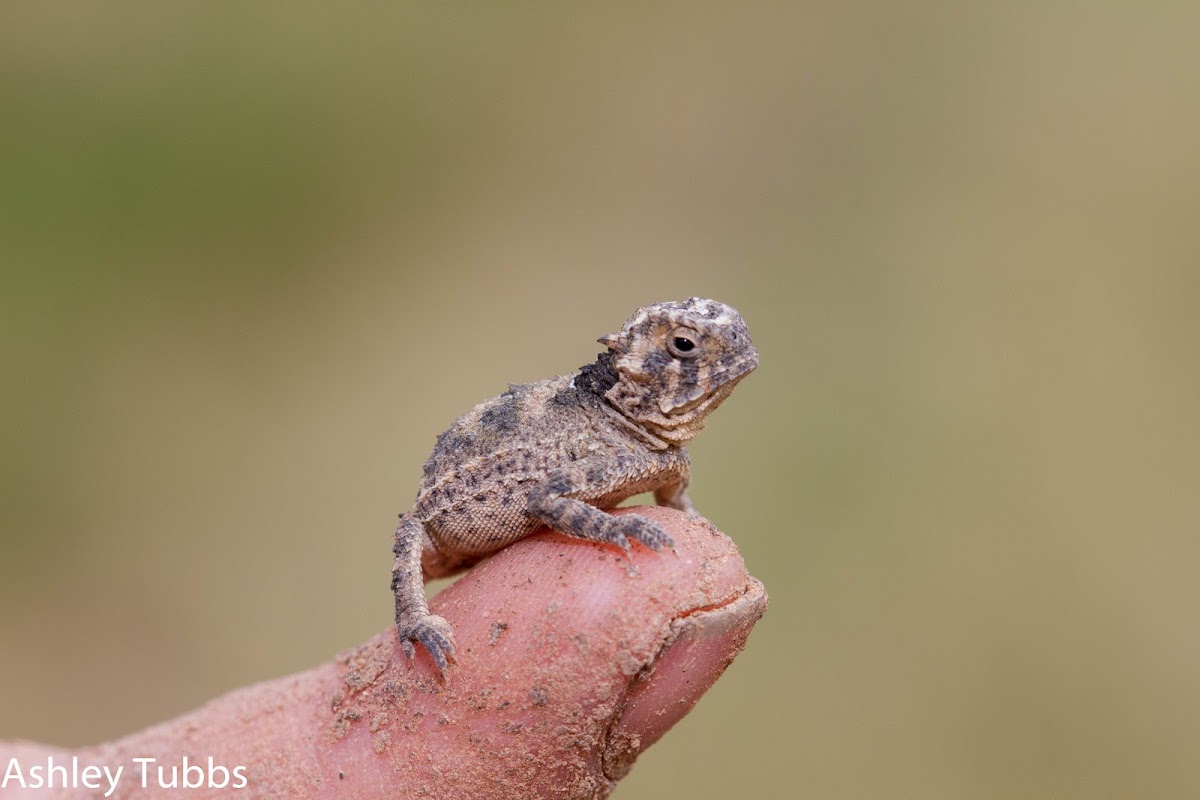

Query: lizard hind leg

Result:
[392,514,456,677]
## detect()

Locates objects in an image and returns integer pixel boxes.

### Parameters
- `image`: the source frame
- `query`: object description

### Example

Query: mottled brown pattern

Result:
[392,298,758,676]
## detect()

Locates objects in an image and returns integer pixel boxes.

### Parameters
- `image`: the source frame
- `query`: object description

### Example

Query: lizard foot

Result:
[397,614,457,678]
[606,514,676,552]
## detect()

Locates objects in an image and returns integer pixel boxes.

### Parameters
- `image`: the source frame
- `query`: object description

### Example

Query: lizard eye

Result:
[668,328,701,359]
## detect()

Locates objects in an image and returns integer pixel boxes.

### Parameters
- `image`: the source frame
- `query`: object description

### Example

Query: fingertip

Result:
[603,576,768,777]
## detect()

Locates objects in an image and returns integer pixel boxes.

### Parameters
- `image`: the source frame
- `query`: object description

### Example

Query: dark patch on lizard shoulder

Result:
[553,350,618,410]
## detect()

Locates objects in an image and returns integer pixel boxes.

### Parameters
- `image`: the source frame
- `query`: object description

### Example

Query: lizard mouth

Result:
[702,348,760,396]
[669,362,755,417]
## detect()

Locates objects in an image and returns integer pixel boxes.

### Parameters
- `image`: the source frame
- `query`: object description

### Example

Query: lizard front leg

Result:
[392,514,456,676]
[528,461,676,552]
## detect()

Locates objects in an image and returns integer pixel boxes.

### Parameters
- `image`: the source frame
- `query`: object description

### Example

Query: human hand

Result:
[1,507,766,799]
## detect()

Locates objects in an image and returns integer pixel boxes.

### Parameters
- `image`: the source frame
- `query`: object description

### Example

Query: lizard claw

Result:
[397,614,457,679]
[611,514,675,552]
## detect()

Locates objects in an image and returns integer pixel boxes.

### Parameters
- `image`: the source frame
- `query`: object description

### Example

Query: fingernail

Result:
[602,578,768,779]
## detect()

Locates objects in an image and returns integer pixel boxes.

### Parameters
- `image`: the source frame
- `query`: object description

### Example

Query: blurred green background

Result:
[2,3,1198,798]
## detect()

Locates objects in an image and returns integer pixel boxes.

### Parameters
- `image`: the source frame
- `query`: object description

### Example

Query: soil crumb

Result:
[340,637,392,694]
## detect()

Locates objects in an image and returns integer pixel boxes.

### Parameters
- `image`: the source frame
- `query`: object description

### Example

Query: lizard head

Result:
[597,297,759,445]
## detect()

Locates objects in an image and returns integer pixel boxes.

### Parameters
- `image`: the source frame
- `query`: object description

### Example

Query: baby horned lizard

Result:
[391,297,758,676]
